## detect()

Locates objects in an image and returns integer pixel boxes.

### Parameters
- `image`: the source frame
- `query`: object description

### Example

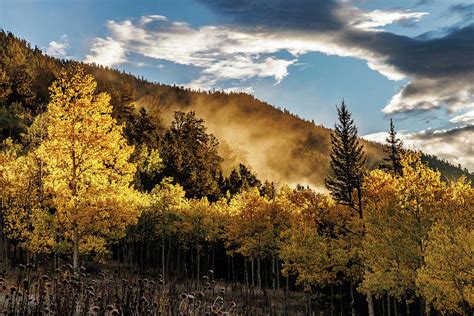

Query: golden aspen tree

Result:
[361,151,445,314]
[417,224,473,314]
[207,197,229,272]
[184,198,214,284]
[281,190,361,289]
[226,188,271,288]
[416,177,474,314]
[0,139,54,256]
[145,178,188,280]
[37,66,141,269]
[361,169,415,302]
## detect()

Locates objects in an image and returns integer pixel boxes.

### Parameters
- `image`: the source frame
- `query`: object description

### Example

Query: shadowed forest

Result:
[0,31,473,315]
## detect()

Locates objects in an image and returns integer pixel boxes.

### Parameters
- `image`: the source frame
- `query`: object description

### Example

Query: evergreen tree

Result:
[225,169,242,195]
[129,107,158,146]
[384,119,403,175]
[325,100,366,218]
[160,111,223,200]
[239,163,261,190]
[382,118,403,176]
[260,180,276,199]
[223,163,262,195]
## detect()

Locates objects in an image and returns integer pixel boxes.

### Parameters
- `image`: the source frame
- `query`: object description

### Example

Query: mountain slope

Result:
[85,64,386,189]
[1,30,471,187]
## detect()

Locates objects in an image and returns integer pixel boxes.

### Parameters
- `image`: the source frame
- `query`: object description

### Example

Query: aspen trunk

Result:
[212,244,215,272]
[367,292,375,316]
[330,284,334,316]
[276,257,280,289]
[72,227,80,270]
[382,296,386,316]
[340,286,344,316]
[257,257,262,289]
[196,245,201,286]
[232,255,235,284]
[251,258,255,287]
[161,233,165,281]
[387,295,391,316]
[272,256,276,292]
[350,280,356,316]
[244,257,249,287]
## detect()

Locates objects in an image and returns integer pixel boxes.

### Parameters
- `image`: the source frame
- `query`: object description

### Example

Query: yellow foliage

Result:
[226,188,271,258]
[361,151,473,311]
[280,189,362,287]
[36,66,141,266]
[417,223,474,313]
[0,140,55,254]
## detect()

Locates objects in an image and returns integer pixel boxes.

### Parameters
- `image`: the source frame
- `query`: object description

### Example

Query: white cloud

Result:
[84,10,471,121]
[84,37,127,67]
[383,78,474,114]
[46,35,70,58]
[449,110,474,124]
[140,15,167,24]
[85,15,400,89]
[353,10,428,31]
[363,126,474,171]
[83,12,430,91]
[85,17,301,88]
[202,56,296,83]
[223,86,255,94]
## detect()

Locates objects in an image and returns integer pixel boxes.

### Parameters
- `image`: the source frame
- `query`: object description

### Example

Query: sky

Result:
[1,0,473,170]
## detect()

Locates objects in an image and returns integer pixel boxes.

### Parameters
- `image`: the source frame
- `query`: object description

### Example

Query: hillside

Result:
[1,30,471,187]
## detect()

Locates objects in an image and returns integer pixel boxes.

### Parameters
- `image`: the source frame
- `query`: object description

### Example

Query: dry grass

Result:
[0,264,307,315]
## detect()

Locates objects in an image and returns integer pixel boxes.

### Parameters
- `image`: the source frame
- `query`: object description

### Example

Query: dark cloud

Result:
[361,25,474,78]
[200,0,474,115]
[450,3,474,22]
[199,0,346,31]
[416,0,433,5]
[89,1,473,118]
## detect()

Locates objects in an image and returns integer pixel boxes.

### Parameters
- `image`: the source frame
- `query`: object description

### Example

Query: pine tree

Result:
[160,111,223,200]
[325,100,366,218]
[223,163,261,195]
[382,118,403,176]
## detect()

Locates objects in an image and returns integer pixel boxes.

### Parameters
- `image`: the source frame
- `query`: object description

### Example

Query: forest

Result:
[0,30,473,315]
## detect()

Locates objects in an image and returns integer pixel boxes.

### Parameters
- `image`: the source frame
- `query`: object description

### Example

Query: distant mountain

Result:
[1,30,472,187]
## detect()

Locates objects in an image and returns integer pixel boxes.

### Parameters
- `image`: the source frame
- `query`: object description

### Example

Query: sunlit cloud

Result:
[84,2,473,125]
[353,9,428,31]
[450,110,474,124]
[84,17,301,88]
[84,37,127,67]
[46,34,70,58]
[363,125,474,171]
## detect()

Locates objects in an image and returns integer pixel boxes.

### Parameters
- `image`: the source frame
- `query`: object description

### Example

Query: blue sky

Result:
[1,0,473,170]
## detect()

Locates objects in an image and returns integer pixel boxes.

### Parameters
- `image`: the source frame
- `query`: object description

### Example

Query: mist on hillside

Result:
[134,87,385,190]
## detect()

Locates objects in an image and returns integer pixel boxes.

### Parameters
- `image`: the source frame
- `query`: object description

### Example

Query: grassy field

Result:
[0,264,312,315]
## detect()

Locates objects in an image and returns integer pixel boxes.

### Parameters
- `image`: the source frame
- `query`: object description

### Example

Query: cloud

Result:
[84,37,127,67]
[363,125,474,171]
[202,56,296,82]
[450,3,474,23]
[139,14,167,24]
[353,10,428,31]
[450,110,474,124]
[46,35,70,58]
[198,0,473,117]
[85,2,472,120]
[84,16,300,88]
